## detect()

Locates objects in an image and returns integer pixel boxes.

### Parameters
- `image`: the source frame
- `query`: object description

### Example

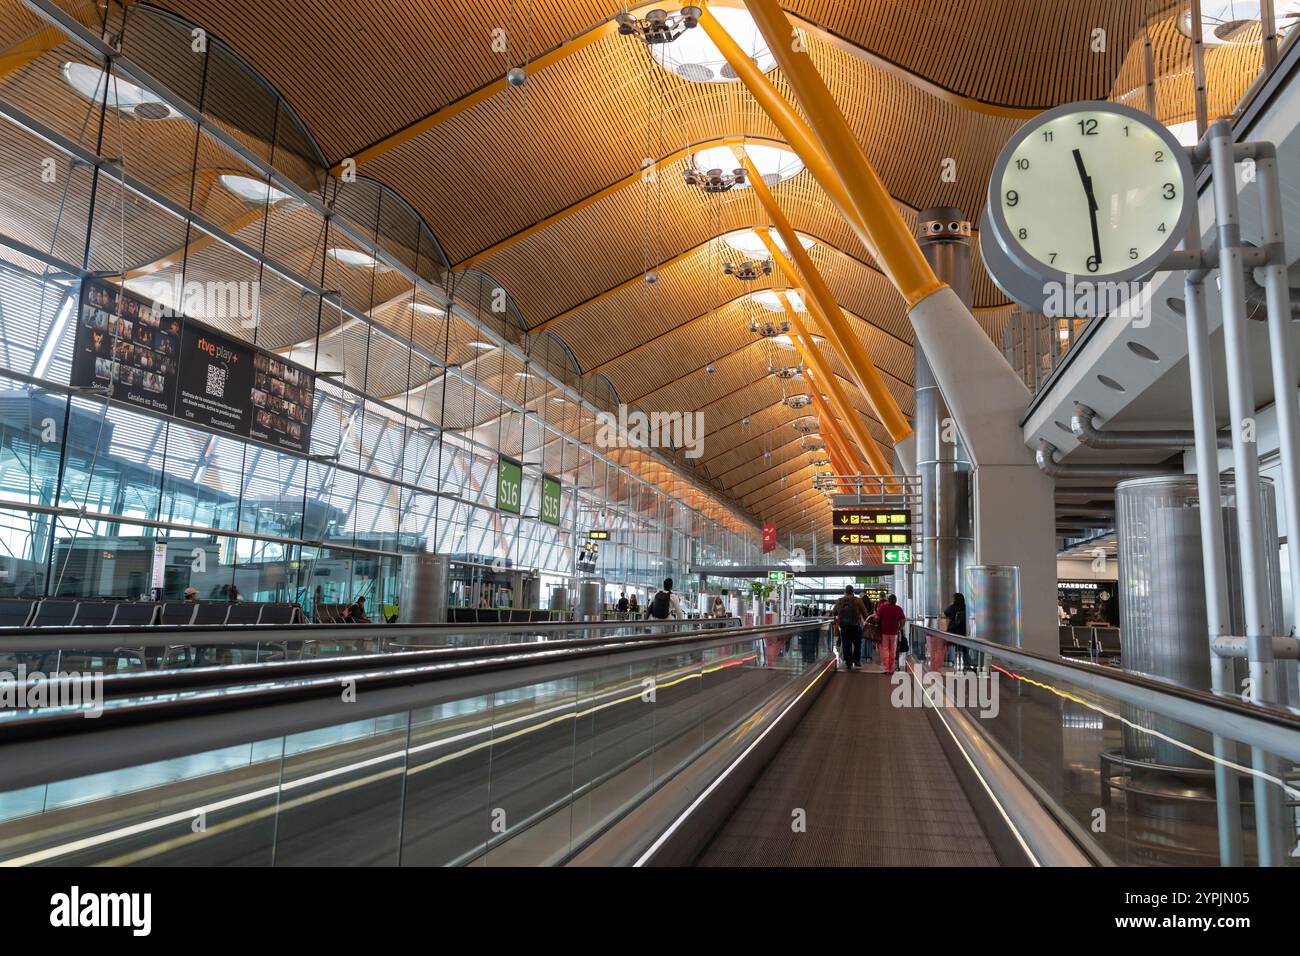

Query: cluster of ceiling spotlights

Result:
[769,364,805,380]
[750,318,791,337]
[724,259,773,281]
[784,394,812,410]
[683,164,747,193]
[615,7,702,44]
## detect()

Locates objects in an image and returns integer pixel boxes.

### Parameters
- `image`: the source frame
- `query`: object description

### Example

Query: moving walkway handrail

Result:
[0,619,824,742]
[910,623,1300,764]
[1,622,747,698]
[0,616,740,653]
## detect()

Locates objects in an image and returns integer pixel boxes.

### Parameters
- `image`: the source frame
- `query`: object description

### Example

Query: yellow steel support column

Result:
[741,0,945,307]
[755,216,910,441]
[800,368,857,474]
[778,292,889,474]
[698,7,881,262]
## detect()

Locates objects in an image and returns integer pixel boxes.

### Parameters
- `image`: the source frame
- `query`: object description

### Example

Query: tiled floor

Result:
[695,669,999,866]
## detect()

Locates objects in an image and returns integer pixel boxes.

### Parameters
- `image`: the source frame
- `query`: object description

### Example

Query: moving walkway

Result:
[0,619,1295,866]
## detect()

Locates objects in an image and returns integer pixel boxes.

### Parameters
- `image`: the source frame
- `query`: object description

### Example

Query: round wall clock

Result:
[984,100,1194,295]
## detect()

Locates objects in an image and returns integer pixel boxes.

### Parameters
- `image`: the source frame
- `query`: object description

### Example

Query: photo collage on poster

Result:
[71,277,314,453]
[75,280,180,414]
[250,352,311,449]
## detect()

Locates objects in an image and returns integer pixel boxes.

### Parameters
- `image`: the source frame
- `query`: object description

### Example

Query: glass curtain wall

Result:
[0,2,764,616]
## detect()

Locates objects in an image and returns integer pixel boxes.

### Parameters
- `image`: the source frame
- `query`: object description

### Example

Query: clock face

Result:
[989,102,1192,284]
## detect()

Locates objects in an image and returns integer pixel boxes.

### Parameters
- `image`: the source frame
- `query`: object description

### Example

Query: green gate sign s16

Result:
[497,455,523,515]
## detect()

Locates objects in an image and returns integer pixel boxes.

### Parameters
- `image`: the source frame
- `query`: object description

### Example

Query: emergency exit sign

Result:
[767,570,787,582]
[883,548,913,565]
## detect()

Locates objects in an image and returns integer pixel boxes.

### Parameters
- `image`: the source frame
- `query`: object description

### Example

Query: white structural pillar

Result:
[908,286,1059,654]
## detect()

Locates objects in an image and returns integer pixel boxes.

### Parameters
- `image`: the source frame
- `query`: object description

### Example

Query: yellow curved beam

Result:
[800,367,858,474]
[779,292,883,471]
[756,219,910,441]
[740,0,944,307]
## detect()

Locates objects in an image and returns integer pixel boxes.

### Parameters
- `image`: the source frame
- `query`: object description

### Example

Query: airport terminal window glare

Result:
[0,4,765,615]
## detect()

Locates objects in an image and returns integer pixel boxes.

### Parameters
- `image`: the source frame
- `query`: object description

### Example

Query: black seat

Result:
[72,602,116,626]
[258,603,297,625]
[0,598,37,627]
[191,602,230,625]
[225,603,261,625]
[30,600,79,627]
[159,602,197,626]
[1094,627,1121,654]
[111,603,160,626]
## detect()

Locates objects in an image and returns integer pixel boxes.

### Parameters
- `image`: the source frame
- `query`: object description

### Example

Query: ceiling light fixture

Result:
[723,259,773,281]
[724,228,815,261]
[769,364,805,380]
[643,6,775,83]
[693,144,803,188]
[468,340,497,351]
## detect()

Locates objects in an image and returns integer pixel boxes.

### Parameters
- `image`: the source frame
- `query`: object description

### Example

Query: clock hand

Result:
[1072,148,1102,268]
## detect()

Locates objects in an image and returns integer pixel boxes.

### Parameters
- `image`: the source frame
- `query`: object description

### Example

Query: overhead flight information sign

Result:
[832,529,912,546]
[832,508,911,529]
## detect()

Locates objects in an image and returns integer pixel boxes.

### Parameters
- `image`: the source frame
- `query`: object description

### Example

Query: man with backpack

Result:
[831,584,869,671]
[648,578,682,621]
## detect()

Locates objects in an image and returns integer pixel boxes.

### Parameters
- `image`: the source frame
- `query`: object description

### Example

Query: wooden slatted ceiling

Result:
[154,0,1148,171]
[359,27,1019,268]
[786,0,1148,109]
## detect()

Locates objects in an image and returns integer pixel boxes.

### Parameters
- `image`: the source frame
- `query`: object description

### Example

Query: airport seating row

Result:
[1058,624,1121,660]
[0,596,304,627]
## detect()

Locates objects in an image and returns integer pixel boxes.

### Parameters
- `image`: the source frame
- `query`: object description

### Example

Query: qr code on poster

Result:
[205,364,227,398]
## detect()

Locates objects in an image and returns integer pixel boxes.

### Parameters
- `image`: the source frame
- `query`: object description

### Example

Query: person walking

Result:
[944,592,972,671]
[648,578,682,620]
[831,584,869,671]
[876,593,907,674]
[616,592,629,613]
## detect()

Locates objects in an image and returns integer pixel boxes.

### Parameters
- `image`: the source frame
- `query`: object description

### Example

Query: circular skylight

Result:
[1177,2,1300,45]
[327,247,383,269]
[648,7,776,84]
[691,144,803,188]
[771,332,824,350]
[751,289,806,312]
[722,228,815,259]
[219,173,295,205]
[62,62,179,119]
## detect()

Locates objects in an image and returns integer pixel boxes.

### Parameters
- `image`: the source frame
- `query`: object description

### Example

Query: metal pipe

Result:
[1035,441,1180,479]
[1208,120,1285,865]
[1262,0,1279,73]
[1252,142,1300,669]
[1213,635,1300,659]
[1071,402,1230,449]
[1191,0,1210,140]
[1183,194,1244,866]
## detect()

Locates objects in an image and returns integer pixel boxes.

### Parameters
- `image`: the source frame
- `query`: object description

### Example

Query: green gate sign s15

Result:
[497,456,523,515]
[541,473,561,526]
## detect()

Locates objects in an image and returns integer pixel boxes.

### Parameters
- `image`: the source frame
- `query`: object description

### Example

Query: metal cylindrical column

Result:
[398,553,449,624]
[915,208,974,623]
